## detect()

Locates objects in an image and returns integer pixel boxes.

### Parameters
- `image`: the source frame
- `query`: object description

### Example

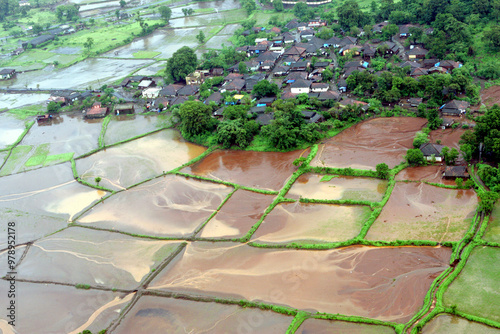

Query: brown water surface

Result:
[312,118,427,170]
[288,174,387,201]
[396,165,456,185]
[182,149,309,191]
[429,128,465,149]
[366,183,477,242]
[76,129,206,190]
[297,318,396,333]
[149,242,451,323]
[78,175,232,237]
[251,202,371,244]
[199,189,275,239]
[422,314,500,333]
[15,227,182,289]
[113,296,292,334]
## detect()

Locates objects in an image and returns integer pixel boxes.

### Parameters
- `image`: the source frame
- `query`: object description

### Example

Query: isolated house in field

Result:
[419,143,445,162]
[22,34,55,48]
[86,102,108,119]
[114,103,135,115]
[443,166,469,179]
[0,69,16,80]
[440,100,470,116]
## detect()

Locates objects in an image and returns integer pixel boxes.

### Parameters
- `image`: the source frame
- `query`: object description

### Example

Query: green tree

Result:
[322,68,333,82]
[293,2,311,20]
[178,101,215,138]
[216,119,252,148]
[166,46,198,82]
[426,108,442,130]
[115,9,120,19]
[474,104,500,161]
[119,0,126,7]
[316,27,334,40]
[252,80,279,98]
[196,31,205,44]
[337,0,368,30]
[413,131,430,148]
[83,37,94,53]
[484,25,500,51]
[381,24,399,41]
[405,148,425,165]
[159,6,172,22]
[273,0,284,12]
[238,61,248,74]
[376,163,390,179]
[47,101,61,113]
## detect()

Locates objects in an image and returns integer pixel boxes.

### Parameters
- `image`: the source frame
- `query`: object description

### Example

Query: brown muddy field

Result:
[366,183,477,242]
[288,174,388,201]
[76,129,206,190]
[422,314,500,333]
[198,189,276,239]
[14,227,182,289]
[297,318,396,333]
[0,163,106,248]
[429,127,466,149]
[113,296,293,334]
[251,202,372,244]
[182,149,309,191]
[311,117,427,170]
[481,85,500,107]
[0,280,133,334]
[78,175,232,237]
[148,242,451,323]
[395,165,456,185]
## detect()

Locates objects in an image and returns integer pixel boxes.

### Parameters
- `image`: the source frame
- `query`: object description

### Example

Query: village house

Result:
[204,92,223,105]
[285,71,308,83]
[159,84,183,97]
[142,87,161,99]
[373,21,389,34]
[85,102,108,119]
[300,29,315,41]
[443,166,469,179]
[22,34,55,48]
[138,79,156,90]
[290,79,312,94]
[339,44,360,56]
[318,90,340,101]
[301,110,324,123]
[177,85,199,96]
[0,69,16,80]
[407,47,428,60]
[439,100,470,116]
[221,78,245,93]
[420,143,445,162]
[311,82,329,93]
[272,65,290,76]
[399,24,416,38]
[114,103,135,115]
[186,70,205,85]
[308,19,327,28]
[256,97,276,106]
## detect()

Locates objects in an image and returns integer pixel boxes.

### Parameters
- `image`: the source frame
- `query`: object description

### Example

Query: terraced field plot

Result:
[1,115,498,334]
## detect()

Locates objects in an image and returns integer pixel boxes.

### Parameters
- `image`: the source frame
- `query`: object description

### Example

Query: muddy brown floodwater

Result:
[77,175,232,237]
[182,149,309,191]
[429,127,466,149]
[148,242,451,323]
[297,318,396,333]
[113,296,292,334]
[76,129,206,190]
[287,173,388,201]
[199,189,276,239]
[0,280,134,334]
[422,314,500,333]
[311,117,427,170]
[395,165,456,185]
[14,227,183,289]
[366,182,478,242]
[251,202,372,244]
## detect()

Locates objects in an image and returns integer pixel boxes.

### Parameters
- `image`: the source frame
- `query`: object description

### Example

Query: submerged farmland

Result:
[0,115,498,334]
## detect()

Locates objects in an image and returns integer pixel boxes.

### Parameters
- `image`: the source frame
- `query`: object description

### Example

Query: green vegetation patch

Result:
[320,175,339,182]
[0,145,33,176]
[44,152,75,166]
[24,143,50,167]
[443,246,500,322]
[8,104,46,120]
[483,201,500,243]
[132,51,161,58]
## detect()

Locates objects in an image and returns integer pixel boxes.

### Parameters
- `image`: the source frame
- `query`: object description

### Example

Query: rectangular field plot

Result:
[77,175,232,238]
[422,314,500,334]
[112,296,292,334]
[251,202,372,244]
[287,174,387,202]
[182,149,309,191]
[76,129,206,190]
[395,165,457,186]
[14,227,182,289]
[298,318,396,334]
[483,201,500,243]
[198,189,275,239]
[103,114,170,146]
[149,242,451,323]
[443,246,500,322]
[366,183,477,242]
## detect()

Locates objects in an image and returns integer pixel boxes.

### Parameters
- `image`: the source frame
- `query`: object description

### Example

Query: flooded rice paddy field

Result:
[483,201,500,243]
[366,182,478,242]
[1,115,498,333]
[422,314,500,333]
[148,242,451,323]
[297,318,396,333]
[0,112,26,150]
[251,202,372,244]
[0,93,51,109]
[311,117,427,170]
[113,296,292,334]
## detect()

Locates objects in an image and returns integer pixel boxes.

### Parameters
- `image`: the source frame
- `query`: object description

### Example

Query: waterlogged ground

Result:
[0,115,498,333]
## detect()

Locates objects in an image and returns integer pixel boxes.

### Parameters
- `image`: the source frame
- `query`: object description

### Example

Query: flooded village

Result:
[1,0,500,333]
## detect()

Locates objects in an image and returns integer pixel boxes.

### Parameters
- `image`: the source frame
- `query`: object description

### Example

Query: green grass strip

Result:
[450,310,500,329]
[475,214,490,240]
[44,152,74,166]
[98,114,111,148]
[449,211,480,264]
[299,197,374,206]
[411,307,443,334]
[7,120,35,150]
[286,311,310,334]
[423,181,461,189]
[24,143,50,167]
[192,187,237,237]
[313,313,399,330]
[309,166,379,178]
[0,145,32,176]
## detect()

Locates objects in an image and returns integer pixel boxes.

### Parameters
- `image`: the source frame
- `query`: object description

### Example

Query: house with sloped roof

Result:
[159,84,183,97]
[285,71,308,83]
[311,82,329,93]
[177,85,199,96]
[325,36,341,48]
[0,69,16,80]
[373,21,389,33]
[290,79,312,94]
[420,143,445,162]
[282,32,295,44]
[411,67,429,77]
[204,92,223,105]
[444,166,469,179]
[318,90,340,101]
[339,36,357,47]
[255,113,274,125]
[407,47,428,59]
[85,102,108,119]
[283,46,306,57]
[439,100,470,116]
[222,78,245,92]
[272,65,290,76]
[399,24,417,37]
[399,61,422,70]
[300,29,315,41]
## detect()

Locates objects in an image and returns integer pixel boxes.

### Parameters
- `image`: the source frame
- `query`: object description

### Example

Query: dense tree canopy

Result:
[252,80,279,99]
[178,101,215,139]
[166,46,198,82]
[337,0,369,30]
[474,104,500,160]
[159,6,172,22]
